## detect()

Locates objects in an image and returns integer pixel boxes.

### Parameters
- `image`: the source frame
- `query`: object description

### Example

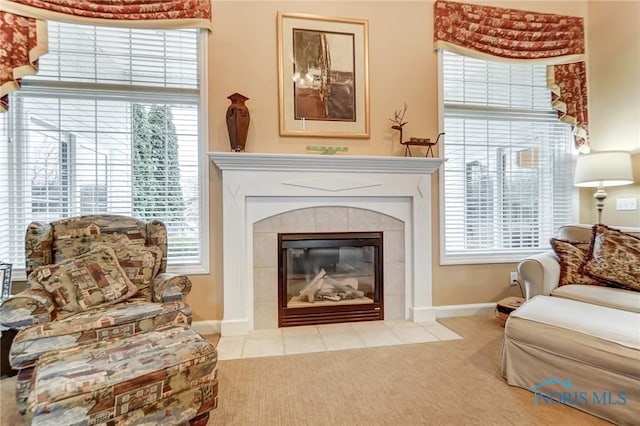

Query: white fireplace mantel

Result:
[209,152,445,336]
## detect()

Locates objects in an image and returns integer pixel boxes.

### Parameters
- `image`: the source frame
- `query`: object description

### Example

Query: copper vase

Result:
[226,92,250,152]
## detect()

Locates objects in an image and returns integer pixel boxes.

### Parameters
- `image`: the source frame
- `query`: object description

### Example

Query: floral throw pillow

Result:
[91,235,163,300]
[582,224,640,291]
[28,245,138,319]
[550,238,604,286]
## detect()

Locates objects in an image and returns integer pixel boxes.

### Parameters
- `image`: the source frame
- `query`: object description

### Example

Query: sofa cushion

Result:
[550,238,604,286]
[510,295,640,350]
[28,245,138,319]
[582,225,640,291]
[551,284,640,313]
[91,235,162,299]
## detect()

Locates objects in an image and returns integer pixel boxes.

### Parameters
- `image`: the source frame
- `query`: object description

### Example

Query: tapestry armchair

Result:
[0,214,193,412]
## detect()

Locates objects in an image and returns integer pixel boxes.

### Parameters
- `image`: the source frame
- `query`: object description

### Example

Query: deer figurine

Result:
[390,103,408,144]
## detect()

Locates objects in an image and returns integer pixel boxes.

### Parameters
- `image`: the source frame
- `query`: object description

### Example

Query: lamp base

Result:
[593,186,607,224]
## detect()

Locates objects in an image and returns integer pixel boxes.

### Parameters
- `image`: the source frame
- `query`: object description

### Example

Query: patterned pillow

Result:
[550,238,604,286]
[582,224,640,291]
[28,245,138,319]
[91,235,162,299]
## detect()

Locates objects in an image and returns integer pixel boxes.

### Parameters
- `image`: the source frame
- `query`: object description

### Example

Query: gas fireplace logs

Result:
[294,269,365,303]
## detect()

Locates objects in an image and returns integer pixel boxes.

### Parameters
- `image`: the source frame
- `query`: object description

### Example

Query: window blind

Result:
[0,22,205,278]
[441,51,575,264]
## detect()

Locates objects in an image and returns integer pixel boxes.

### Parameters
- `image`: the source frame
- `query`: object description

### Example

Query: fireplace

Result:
[209,152,445,336]
[278,232,383,327]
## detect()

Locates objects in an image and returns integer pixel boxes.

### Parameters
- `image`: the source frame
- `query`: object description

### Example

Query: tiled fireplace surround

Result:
[209,152,445,336]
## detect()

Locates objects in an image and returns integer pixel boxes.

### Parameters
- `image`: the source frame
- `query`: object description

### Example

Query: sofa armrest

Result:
[151,273,192,303]
[0,289,56,329]
[517,251,561,299]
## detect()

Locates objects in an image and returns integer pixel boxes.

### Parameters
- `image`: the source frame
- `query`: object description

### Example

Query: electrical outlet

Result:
[616,197,638,211]
[510,272,519,286]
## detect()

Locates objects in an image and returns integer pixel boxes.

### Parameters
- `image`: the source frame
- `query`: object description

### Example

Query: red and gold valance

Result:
[434,0,589,151]
[1,0,212,29]
[434,0,585,63]
[0,11,47,112]
[548,62,589,144]
[0,0,212,112]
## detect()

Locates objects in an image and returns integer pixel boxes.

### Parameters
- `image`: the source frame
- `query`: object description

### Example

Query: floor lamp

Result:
[574,151,634,224]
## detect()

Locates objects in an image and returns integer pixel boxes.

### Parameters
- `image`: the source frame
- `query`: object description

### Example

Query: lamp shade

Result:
[574,151,634,187]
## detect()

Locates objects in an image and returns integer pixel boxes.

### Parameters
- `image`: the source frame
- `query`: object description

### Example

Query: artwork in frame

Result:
[277,12,370,138]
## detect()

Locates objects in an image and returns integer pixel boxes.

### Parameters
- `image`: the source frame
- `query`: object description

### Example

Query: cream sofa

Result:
[516,224,640,306]
[501,225,640,425]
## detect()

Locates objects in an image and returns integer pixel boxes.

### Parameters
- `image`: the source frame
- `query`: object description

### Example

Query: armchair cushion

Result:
[583,224,640,291]
[9,300,191,370]
[28,245,138,319]
[91,235,163,299]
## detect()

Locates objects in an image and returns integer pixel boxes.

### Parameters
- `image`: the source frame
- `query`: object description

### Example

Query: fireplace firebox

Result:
[278,232,383,327]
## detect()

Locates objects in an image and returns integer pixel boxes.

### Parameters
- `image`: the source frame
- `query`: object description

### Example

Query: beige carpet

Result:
[1,316,611,425]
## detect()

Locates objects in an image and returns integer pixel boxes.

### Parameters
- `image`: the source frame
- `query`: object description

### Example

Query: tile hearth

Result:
[216,320,462,360]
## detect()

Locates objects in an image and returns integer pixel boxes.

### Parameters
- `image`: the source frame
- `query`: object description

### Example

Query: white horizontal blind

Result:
[36,25,198,88]
[0,22,204,274]
[441,51,575,263]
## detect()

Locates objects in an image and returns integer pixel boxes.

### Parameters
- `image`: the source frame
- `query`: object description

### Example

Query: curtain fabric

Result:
[0,0,212,112]
[433,0,589,150]
[548,62,589,148]
[0,11,46,112]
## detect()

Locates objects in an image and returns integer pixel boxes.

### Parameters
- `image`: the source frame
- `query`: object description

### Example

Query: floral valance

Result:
[0,0,212,112]
[0,0,212,29]
[0,11,47,112]
[548,62,589,144]
[433,0,589,151]
[434,0,585,63]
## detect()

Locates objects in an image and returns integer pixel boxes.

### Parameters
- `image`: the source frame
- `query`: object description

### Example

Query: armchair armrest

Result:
[151,273,192,303]
[0,289,56,329]
[517,251,561,300]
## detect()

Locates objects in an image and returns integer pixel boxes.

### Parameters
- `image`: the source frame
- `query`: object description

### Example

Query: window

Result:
[440,50,575,264]
[0,22,208,279]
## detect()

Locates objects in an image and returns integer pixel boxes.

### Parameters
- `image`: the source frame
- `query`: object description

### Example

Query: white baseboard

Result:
[191,320,221,336]
[194,319,252,336]
[410,306,437,323]
[433,302,496,318]
[191,303,496,336]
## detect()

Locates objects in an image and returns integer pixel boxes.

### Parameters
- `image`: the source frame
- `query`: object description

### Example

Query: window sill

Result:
[440,249,549,266]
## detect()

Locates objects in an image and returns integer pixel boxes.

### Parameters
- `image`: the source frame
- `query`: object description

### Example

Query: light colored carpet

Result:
[1,316,611,425]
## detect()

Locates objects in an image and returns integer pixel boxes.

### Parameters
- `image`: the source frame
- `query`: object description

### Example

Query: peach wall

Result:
[579,1,640,227]
[187,0,640,321]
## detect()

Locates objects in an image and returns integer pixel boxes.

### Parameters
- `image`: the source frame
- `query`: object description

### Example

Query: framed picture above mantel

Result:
[277,12,370,138]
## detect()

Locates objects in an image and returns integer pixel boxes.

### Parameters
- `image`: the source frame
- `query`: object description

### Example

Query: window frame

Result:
[2,26,210,281]
[436,50,579,266]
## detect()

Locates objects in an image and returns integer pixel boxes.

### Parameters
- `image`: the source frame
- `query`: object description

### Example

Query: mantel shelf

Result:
[209,152,446,175]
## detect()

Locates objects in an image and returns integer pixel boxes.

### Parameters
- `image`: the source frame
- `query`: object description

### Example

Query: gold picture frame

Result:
[277,12,370,138]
